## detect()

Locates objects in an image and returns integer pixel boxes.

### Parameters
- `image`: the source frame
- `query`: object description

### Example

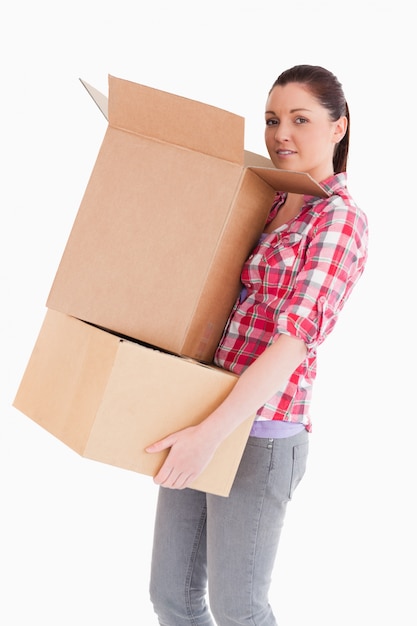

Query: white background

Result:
[1,1,415,624]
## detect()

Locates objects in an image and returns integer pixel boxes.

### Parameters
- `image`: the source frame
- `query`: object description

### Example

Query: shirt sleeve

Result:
[275,194,369,350]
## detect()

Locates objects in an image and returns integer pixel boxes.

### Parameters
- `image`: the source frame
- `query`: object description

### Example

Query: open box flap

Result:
[249,166,329,197]
[79,77,329,197]
[243,151,328,197]
[81,76,244,163]
[80,78,108,119]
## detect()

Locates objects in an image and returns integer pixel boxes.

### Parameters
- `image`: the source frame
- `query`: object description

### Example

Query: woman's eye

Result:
[266,118,278,126]
[295,117,308,124]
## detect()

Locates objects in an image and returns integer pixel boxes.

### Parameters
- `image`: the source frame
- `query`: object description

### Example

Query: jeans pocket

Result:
[289,441,309,499]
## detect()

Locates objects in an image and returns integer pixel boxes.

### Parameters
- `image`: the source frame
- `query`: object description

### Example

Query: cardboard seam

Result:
[177,168,254,359]
[81,336,123,456]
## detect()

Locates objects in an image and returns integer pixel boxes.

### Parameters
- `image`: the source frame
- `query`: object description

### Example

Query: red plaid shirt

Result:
[214,173,368,431]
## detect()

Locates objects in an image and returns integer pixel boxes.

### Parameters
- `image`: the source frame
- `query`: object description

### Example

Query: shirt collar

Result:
[314,172,348,199]
[266,172,348,225]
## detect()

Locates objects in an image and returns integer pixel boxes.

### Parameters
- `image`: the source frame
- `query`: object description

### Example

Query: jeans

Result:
[149,430,309,625]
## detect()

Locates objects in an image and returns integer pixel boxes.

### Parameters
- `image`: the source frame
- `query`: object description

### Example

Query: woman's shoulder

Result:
[314,174,367,222]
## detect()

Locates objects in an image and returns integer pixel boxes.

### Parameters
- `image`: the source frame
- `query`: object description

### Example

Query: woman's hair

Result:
[270,65,349,174]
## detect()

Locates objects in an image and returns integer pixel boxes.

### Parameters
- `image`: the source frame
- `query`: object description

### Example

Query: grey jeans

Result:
[149,430,309,626]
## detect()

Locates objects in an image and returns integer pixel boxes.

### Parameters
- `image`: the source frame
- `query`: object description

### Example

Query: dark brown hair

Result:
[271,65,349,173]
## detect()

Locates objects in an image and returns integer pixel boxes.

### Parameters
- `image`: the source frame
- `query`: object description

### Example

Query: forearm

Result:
[199,333,307,441]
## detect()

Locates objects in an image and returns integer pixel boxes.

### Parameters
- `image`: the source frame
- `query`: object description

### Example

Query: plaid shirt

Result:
[214,173,368,431]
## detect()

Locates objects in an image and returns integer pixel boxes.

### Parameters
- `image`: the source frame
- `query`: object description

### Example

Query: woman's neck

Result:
[264,193,304,233]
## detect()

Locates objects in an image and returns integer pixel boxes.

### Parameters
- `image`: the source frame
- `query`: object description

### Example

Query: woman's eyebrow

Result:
[290,108,313,113]
[265,107,313,115]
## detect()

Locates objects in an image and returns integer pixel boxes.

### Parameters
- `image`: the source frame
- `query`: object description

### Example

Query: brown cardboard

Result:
[13,309,255,497]
[47,76,328,362]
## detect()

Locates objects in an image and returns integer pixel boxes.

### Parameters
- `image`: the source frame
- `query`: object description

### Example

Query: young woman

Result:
[146,65,369,625]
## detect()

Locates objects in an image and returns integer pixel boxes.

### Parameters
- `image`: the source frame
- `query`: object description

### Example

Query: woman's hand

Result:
[145,423,220,490]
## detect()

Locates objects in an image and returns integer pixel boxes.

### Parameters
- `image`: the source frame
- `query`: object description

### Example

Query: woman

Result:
[146,65,368,625]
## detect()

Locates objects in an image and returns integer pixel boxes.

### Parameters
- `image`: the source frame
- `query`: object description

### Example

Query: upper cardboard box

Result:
[47,76,328,362]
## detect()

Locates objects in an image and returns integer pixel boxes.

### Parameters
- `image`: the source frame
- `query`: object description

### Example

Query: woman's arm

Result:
[146,333,307,489]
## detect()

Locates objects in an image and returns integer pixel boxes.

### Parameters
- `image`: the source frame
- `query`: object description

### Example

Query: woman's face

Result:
[264,82,346,182]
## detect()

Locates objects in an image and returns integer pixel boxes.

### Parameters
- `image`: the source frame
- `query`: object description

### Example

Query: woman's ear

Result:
[334,116,348,144]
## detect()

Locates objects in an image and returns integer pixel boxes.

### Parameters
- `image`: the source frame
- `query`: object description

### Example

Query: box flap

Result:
[80,79,109,119]
[244,150,274,168]
[107,75,244,163]
[248,166,329,198]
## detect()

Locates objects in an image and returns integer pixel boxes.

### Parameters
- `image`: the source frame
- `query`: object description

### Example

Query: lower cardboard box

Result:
[13,309,254,497]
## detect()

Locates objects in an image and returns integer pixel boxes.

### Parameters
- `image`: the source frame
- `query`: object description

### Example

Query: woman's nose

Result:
[274,123,290,142]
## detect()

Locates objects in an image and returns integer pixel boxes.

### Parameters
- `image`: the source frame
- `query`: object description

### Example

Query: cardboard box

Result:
[13,309,255,497]
[46,75,328,362]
